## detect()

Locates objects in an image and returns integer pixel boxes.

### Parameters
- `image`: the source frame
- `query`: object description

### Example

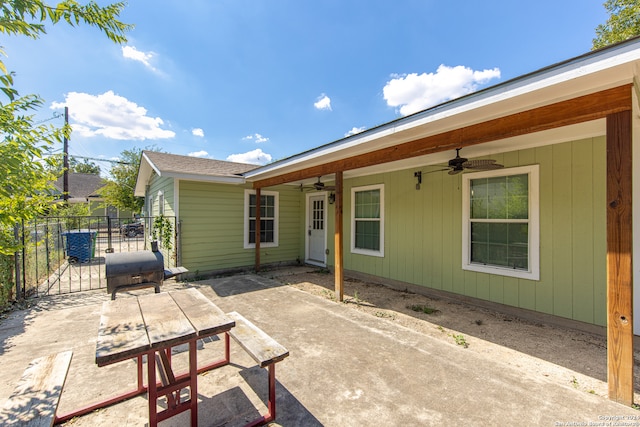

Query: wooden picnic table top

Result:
[96,288,235,367]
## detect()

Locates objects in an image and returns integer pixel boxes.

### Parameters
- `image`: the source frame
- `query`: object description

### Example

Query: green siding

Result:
[148,176,175,217]
[178,181,302,273]
[334,137,607,326]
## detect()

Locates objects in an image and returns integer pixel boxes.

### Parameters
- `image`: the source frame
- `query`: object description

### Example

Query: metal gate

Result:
[13,216,179,298]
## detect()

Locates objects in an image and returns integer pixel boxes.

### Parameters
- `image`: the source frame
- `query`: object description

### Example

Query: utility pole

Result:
[63,106,69,203]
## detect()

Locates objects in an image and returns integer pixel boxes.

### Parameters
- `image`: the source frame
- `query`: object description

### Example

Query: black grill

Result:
[105,250,168,299]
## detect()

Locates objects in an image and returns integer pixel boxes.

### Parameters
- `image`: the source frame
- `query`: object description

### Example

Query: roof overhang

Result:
[134,152,246,197]
[245,37,640,187]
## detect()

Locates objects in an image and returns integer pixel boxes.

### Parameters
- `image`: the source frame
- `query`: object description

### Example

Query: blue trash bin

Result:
[62,230,97,263]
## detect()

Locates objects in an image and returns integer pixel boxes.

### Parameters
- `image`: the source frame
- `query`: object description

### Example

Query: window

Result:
[158,191,165,216]
[147,196,154,236]
[462,165,539,280]
[244,190,279,248]
[351,184,384,257]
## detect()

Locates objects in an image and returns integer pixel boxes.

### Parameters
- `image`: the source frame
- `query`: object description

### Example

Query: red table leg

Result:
[54,355,148,424]
[148,350,158,427]
[189,339,198,427]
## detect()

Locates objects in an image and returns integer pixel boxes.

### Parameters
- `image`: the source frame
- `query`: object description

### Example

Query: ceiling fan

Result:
[429,148,504,175]
[299,177,335,192]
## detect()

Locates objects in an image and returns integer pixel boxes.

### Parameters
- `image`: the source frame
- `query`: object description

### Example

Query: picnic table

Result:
[55,288,235,426]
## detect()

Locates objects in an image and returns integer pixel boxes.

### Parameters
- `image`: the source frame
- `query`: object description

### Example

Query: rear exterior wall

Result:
[178,181,304,274]
[325,137,607,327]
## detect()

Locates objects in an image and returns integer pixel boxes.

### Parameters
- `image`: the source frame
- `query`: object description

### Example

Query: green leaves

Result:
[0,1,131,254]
[100,147,144,213]
[593,0,640,49]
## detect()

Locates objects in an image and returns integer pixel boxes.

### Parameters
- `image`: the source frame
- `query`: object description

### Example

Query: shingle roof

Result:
[143,151,258,177]
[52,173,106,198]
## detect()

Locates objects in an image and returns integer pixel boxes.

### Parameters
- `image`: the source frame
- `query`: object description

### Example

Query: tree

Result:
[593,0,640,49]
[0,1,131,254]
[70,157,101,174]
[46,154,101,175]
[100,147,145,214]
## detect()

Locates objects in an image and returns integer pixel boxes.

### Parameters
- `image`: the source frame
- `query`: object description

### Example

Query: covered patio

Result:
[245,38,639,405]
[0,270,637,425]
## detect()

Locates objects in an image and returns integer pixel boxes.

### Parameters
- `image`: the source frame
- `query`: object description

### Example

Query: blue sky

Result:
[5,1,607,175]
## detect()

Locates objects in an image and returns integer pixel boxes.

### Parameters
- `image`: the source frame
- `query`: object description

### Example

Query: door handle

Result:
[308,229,312,236]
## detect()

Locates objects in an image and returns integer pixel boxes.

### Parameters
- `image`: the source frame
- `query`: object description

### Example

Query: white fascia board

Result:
[161,172,246,185]
[134,153,157,196]
[135,152,246,196]
[143,152,163,176]
[246,40,640,181]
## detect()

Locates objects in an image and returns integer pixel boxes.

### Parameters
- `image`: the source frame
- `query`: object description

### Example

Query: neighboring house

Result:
[136,37,640,403]
[52,173,131,218]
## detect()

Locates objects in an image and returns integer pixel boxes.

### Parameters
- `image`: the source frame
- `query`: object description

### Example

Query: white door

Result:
[307,194,326,266]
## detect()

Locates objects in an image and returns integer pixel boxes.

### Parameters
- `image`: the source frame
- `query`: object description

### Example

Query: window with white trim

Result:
[147,196,154,236]
[158,191,165,216]
[244,190,279,248]
[462,165,539,280]
[351,184,384,257]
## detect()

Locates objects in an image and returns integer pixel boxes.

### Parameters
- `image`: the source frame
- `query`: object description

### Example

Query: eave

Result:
[134,152,246,197]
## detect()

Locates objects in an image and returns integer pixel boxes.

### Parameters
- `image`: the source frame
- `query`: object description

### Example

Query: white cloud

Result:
[192,128,205,137]
[188,150,210,158]
[383,65,501,116]
[243,133,269,143]
[226,148,272,165]
[50,91,175,140]
[122,45,157,71]
[345,126,366,137]
[314,93,332,111]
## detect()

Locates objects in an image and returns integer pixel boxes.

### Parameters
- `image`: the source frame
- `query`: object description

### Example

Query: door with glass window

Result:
[307,194,326,265]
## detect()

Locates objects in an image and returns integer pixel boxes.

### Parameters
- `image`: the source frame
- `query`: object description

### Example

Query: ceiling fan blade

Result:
[464,162,504,171]
[424,168,450,174]
[463,159,501,168]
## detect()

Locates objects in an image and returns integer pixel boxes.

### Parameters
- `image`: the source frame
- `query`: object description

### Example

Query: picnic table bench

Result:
[0,350,73,427]
[226,311,289,427]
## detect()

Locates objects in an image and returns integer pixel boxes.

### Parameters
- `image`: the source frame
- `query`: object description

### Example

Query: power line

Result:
[70,155,132,165]
[34,112,63,125]
[42,152,132,165]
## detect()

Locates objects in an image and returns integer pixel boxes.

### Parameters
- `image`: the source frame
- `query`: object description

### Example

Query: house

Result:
[136,36,640,404]
[52,172,131,218]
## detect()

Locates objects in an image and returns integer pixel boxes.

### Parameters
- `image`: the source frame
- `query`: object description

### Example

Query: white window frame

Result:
[462,165,540,281]
[244,189,279,249]
[158,191,165,216]
[147,196,154,238]
[351,184,385,257]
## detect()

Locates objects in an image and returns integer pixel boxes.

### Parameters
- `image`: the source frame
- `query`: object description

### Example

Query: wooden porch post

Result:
[255,188,261,273]
[606,109,634,405]
[334,171,344,301]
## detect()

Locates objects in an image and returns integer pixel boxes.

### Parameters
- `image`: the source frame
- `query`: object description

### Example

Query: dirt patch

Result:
[263,268,640,403]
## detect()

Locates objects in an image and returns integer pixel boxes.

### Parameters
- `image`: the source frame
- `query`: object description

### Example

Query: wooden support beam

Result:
[334,171,344,302]
[255,188,261,273]
[253,85,632,189]
[606,109,634,405]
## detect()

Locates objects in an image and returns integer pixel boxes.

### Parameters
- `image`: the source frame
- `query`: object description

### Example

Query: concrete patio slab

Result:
[0,272,637,426]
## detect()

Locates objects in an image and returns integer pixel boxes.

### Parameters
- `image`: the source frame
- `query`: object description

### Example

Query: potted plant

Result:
[151,215,173,252]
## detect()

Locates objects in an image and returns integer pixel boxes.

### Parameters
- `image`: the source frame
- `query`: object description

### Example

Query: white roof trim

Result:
[134,152,247,197]
[158,172,245,184]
